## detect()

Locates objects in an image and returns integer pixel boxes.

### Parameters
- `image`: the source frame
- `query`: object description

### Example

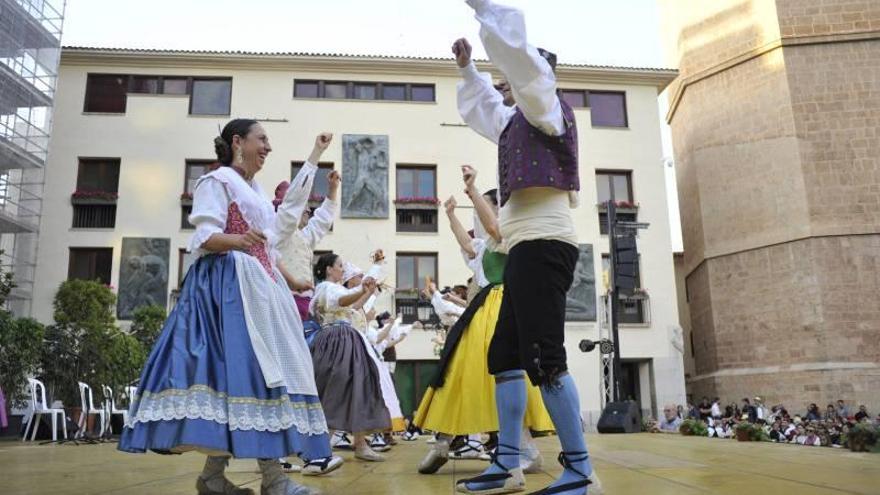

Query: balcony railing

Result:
[72,204,116,229]
[396,208,438,233]
[599,293,651,326]
[395,294,440,326]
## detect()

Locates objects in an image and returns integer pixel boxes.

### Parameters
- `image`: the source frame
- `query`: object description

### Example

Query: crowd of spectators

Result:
[648,397,878,449]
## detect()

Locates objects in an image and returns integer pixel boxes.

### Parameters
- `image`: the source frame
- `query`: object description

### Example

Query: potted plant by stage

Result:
[40,280,147,435]
[847,423,878,452]
[679,418,708,436]
[0,257,47,438]
[735,422,754,441]
[0,315,47,438]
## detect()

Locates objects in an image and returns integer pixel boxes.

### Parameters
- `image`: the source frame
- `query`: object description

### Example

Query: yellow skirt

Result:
[413,286,554,435]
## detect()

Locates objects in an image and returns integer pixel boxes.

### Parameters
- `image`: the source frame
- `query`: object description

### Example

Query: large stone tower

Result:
[660,0,880,410]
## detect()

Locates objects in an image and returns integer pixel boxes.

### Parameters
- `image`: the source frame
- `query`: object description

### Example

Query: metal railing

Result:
[600,294,651,326]
[0,177,42,227]
[11,0,65,38]
[396,209,438,233]
[395,296,439,326]
[72,204,116,229]
[0,111,52,164]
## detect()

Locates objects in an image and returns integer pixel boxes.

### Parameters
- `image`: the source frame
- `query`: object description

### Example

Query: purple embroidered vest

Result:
[498,98,579,207]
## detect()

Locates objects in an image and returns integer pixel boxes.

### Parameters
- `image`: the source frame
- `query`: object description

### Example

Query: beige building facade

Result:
[661,0,880,411]
[34,47,683,425]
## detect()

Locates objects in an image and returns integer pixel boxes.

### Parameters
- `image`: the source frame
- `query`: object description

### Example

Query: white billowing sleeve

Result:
[366,325,380,345]
[268,160,318,248]
[431,291,466,318]
[465,239,490,288]
[324,282,362,310]
[188,178,229,255]
[298,197,336,248]
[457,62,516,144]
[467,0,564,136]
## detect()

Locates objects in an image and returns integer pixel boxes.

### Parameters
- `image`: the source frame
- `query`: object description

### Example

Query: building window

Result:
[84,74,231,115]
[294,81,319,98]
[602,254,646,324]
[294,80,436,103]
[558,89,628,127]
[395,165,437,233]
[163,77,189,95]
[181,160,213,230]
[396,253,438,324]
[411,85,435,102]
[596,170,635,235]
[77,158,120,194]
[184,160,212,196]
[589,91,627,127]
[190,78,232,115]
[72,158,120,229]
[382,84,406,101]
[84,74,128,113]
[68,247,113,285]
[560,89,588,108]
[178,248,198,288]
[130,75,159,94]
[354,83,377,100]
[291,162,335,202]
[180,206,193,230]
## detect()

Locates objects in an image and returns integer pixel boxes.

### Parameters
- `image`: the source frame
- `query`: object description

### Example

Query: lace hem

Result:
[125,385,328,435]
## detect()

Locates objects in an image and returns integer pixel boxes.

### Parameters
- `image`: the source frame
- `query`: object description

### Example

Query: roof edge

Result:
[61,46,678,91]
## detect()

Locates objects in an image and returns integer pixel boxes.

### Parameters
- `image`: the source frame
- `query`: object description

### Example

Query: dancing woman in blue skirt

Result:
[119,120,340,495]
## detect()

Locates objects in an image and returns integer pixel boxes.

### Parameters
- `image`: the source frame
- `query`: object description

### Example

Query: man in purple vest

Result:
[452,1,596,495]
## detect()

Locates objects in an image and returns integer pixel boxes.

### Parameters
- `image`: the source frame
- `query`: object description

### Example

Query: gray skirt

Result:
[311,322,391,434]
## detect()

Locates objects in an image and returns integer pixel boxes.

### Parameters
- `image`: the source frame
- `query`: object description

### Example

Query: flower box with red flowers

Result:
[597,200,640,213]
[394,197,440,210]
[70,190,118,205]
[629,288,649,300]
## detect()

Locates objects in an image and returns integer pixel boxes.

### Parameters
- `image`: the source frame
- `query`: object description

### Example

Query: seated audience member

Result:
[754,397,766,421]
[658,405,683,433]
[803,426,821,446]
[854,405,870,423]
[793,425,808,445]
[805,403,822,422]
[782,420,797,442]
[698,397,712,421]
[769,420,785,442]
[742,398,757,423]
[708,418,732,439]
[823,404,838,421]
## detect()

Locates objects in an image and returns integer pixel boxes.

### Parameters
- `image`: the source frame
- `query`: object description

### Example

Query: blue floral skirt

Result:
[118,254,331,460]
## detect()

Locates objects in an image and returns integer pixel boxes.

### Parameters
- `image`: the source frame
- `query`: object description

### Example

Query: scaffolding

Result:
[0,0,64,315]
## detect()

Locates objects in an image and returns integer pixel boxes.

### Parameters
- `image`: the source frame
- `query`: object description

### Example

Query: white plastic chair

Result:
[22,378,67,441]
[125,385,138,404]
[76,382,106,439]
[102,385,129,434]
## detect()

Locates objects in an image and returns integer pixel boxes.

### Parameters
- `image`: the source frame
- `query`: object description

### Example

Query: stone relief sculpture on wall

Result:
[566,243,597,321]
[341,134,389,218]
[117,237,170,319]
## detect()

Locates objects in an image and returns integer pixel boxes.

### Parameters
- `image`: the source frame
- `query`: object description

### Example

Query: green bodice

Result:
[482,250,507,285]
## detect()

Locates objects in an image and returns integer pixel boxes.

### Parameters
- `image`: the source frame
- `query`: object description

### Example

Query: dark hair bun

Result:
[215,118,258,164]
[214,136,231,163]
[313,253,339,283]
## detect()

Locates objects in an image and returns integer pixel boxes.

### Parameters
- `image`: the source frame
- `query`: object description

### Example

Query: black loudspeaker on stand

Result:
[597,400,641,434]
